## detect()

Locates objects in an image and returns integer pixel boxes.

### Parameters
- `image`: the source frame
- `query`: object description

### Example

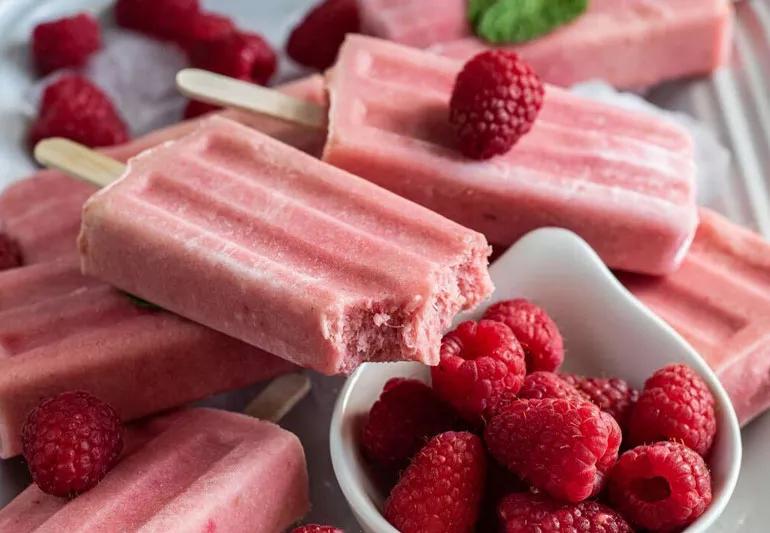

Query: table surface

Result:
[1,1,770,531]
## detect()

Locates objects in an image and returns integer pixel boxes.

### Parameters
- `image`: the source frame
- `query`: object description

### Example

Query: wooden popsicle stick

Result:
[34,138,126,188]
[176,68,327,130]
[244,373,312,423]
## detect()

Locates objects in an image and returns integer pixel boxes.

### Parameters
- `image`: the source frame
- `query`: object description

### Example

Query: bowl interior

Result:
[331,228,741,533]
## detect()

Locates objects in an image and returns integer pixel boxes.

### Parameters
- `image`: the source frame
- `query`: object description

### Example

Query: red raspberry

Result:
[484,398,621,503]
[561,374,639,429]
[449,51,544,160]
[290,526,343,533]
[183,99,221,119]
[518,371,586,401]
[431,320,526,423]
[499,492,633,533]
[360,378,458,469]
[384,431,486,533]
[28,75,129,149]
[115,0,199,43]
[176,11,235,51]
[608,441,712,531]
[628,364,716,456]
[21,391,123,497]
[189,31,277,85]
[32,13,102,75]
[483,298,563,372]
[286,0,360,71]
[0,232,23,270]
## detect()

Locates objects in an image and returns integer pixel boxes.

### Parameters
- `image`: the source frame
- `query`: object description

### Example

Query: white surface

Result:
[331,228,742,533]
[0,1,768,531]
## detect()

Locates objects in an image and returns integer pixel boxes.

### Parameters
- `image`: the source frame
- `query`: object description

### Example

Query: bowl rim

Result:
[330,228,742,533]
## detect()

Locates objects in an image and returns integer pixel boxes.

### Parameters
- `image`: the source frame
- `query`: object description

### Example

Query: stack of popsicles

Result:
[0,10,765,529]
[360,0,734,88]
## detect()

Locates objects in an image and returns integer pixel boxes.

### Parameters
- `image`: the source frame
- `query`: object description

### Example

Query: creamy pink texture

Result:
[360,0,733,89]
[324,36,697,275]
[0,174,94,264]
[623,209,770,426]
[79,117,492,374]
[0,75,327,266]
[0,408,309,532]
[0,172,298,458]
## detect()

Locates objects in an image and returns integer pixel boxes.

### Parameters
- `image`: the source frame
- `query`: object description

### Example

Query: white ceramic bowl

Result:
[330,228,742,533]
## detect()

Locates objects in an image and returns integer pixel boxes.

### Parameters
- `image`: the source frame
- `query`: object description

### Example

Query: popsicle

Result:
[70,116,493,374]
[320,35,697,275]
[0,408,310,532]
[360,0,733,89]
[622,208,770,426]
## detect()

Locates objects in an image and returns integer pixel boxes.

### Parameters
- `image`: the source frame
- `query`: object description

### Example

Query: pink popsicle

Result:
[323,35,697,275]
[622,209,770,426]
[0,408,309,532]
[78,116,493,374]
[361,0,733,89]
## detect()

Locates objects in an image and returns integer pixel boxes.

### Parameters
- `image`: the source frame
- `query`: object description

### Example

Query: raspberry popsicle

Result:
[73,117,493,374]
[323,36,697,275]
[361,0,733,89]
[622,209,770,426]
[0,408,309,532]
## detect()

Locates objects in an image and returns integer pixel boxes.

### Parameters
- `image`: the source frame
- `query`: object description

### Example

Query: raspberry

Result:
[628,364,716,456]
[189,31,277,85]
[562,375,639,429]
[176,11,235,51]
[290,526,343,533]
[286,0,360,71]
[28,75,129,149]
[431,320,526,423]
[115,0,199,43]
[384,431,486,533]
[518,371,585,401]
[499,493,633,533]
[449,51,544,160]
[32,13,102,75]
[0,232,23,270]
[608,441,712,531]
[484,398,621,503]
[21,391,123,497]
[360,378,458,469]
[483,298,563,372]
[183,99,221,119]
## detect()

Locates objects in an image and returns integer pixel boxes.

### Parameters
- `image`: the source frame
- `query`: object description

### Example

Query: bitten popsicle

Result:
[361,0,733,89]
[622,209,770,426]
[0,408,310,532]
[48,117,493,374]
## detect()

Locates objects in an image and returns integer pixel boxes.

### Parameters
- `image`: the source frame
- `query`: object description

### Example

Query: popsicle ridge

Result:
[79,116,492,374]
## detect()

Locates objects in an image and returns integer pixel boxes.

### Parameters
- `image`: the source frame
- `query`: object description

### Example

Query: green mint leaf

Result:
[123,292,161,310]
[470,0,588,45]
[468,0,499,26]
